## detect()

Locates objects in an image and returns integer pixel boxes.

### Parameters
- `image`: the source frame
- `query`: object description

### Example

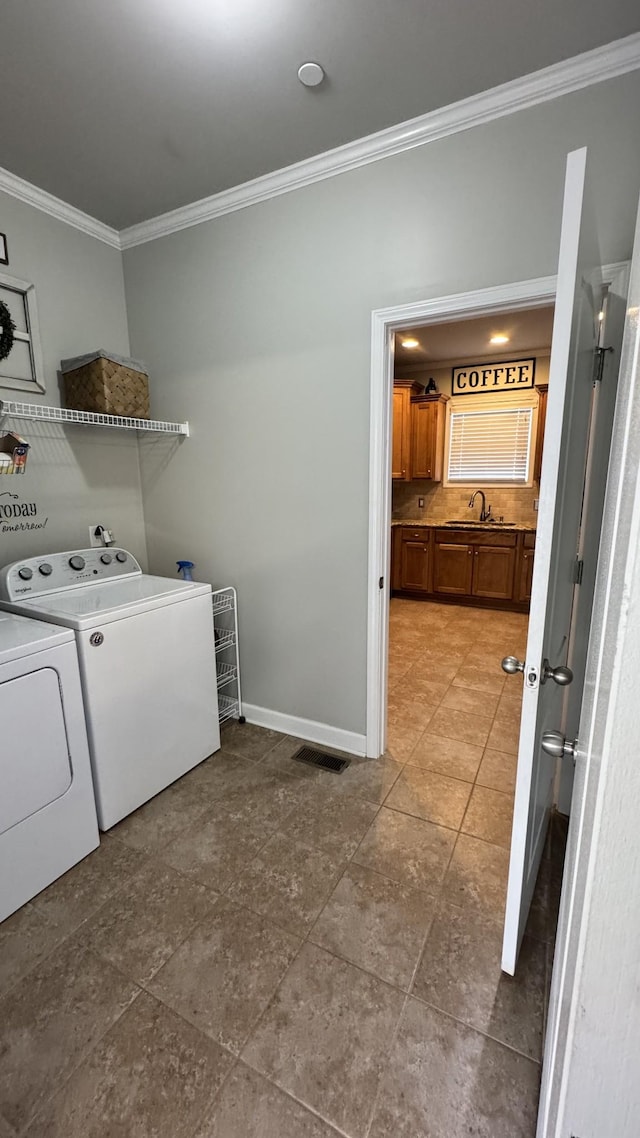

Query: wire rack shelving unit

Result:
[211,586,243,725]
[0,399,189,436]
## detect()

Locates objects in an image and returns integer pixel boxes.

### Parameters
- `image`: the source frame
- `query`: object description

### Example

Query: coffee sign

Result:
[451,357,536,396]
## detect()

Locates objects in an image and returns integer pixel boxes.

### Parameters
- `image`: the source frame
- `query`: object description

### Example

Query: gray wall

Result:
[0,193,147,566]
[123,72,640,736]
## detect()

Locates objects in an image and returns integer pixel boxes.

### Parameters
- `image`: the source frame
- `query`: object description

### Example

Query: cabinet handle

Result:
[475,551,478,556]
[467,550,472,556]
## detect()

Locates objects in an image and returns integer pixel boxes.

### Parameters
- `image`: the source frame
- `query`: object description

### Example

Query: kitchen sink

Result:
[446,519,516,526]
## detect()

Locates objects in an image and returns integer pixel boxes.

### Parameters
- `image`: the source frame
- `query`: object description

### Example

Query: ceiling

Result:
[394,306,555,368]
[1,1,639,229]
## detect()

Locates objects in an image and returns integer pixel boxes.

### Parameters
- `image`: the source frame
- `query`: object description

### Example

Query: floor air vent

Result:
[292,746,351,774]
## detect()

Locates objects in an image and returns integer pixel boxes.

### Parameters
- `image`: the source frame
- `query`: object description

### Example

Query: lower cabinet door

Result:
[516,548,535,602]
[400,540,430,591]
[432,542,473,595]
[472,545,516,600]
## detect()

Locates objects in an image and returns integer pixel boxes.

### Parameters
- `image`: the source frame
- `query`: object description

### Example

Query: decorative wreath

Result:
[0,299,16,362]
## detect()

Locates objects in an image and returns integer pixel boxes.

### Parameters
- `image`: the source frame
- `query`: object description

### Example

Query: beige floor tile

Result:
[462,785,514,848]
[497,690,525,718]
[310,863,436,989]
[407,656,464,685]
[194,1063,341,1138]
[353,806,456,893]
[161,803,274,891]
[385,721,424,761]
[0,903,66,999]
[148,898,300,1054]
[413,901,545,1060]
[31,835,148,933]
[333,754,404,804]
[440,685,499,718]
[243,942,404,1138]
[387,694,438,732]
[76,861,215,984]
[487,716,521,755]
[452,662,506,694]
[220,721,283,761]
[385,766,472,830]
[477,748,518,794]
[284,786,379,859]
[407,732,483,782]
[368,999,540,1138]
[110,778,214,853]
[394,672,449,703]
[227,832,345,936]
[442,833,510,918]
[24,992,232,1138]
[427,705,494,748]
[0,938,139,1133]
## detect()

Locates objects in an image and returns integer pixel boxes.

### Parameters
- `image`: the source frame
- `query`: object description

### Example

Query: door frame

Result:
[366,262,628,759]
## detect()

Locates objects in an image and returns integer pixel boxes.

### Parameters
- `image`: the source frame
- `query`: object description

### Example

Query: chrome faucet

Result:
[468,489,492,522]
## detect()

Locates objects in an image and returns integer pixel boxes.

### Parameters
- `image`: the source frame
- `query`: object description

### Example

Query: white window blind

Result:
[448,405,533,483]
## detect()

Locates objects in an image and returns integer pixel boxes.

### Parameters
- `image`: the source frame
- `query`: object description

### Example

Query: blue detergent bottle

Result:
[177,560,195,581]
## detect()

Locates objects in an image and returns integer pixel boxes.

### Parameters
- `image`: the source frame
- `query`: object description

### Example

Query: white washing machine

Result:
[0,610,99,923]
[0,549,220,831]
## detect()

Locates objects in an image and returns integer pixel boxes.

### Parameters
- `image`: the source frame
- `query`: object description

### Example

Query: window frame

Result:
[0,270,46,395]
[443,391,540,488]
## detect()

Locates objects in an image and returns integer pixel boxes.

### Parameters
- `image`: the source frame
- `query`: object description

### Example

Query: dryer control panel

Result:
[0,549,142,600]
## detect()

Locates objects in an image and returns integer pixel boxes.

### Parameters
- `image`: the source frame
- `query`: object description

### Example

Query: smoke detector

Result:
[297,62,325,88]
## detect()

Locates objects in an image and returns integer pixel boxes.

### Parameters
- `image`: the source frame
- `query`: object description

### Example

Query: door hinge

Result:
[379,576,384,589]
[573,558,584,585]
[593,344,614,385]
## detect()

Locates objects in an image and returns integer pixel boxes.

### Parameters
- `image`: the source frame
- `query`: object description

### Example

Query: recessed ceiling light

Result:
[401,338,420,349]
[297,62,325,87]
[490,334,509,345]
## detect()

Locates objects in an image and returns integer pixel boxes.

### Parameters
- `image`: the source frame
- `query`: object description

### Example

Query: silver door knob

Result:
[501,656,525,675]
[541,730,576,760]
[541,659,574,686]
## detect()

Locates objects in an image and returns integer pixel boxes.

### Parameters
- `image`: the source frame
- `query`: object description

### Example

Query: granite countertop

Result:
[391,519,537,533]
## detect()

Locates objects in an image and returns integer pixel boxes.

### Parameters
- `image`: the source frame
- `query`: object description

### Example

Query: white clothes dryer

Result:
[0,549,220,831]
[0,611,99,923]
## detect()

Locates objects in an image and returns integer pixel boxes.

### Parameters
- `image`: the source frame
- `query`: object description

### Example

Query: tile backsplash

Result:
[392,480,539,526]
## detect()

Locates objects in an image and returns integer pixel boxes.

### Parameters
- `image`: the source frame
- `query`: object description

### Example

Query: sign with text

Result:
[451,357,536,396]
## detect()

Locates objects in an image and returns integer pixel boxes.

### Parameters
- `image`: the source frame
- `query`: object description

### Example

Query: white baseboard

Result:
[242,703,367,757]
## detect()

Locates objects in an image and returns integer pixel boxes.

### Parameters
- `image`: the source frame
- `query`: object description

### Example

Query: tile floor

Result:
[0,600,565,1137]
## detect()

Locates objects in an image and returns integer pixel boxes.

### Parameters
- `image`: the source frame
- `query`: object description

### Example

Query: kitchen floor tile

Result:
[385,765,472,830]
[23,991,232,1138]
[243,941,404,1138]
[161,804,274,891]
[0,937,139,1133]
[462,785,514,848]
[442,833,510,917]
[487,716,521,755]
[227,832,345,936]
[31,835,148,933]
[427,705,494,748]
[477,747,518,794]
[310,863,436,989]
[440,685,500,717]
[194,1063,341,1138]
[368,998,539,1138]
[76,861,215,984]
[148,897,300,1054]
[406,732,483,782]
[452,662,506,694]
[412,901,545,1059]
[353,806,456,892]
[385,721,424,761]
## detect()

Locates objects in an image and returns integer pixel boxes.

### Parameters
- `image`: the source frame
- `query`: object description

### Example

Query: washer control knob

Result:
[69,555,86,571]
[100,553,113,565]
[38,563,53,576]
[115,552,127,563]
[18,566,33,581]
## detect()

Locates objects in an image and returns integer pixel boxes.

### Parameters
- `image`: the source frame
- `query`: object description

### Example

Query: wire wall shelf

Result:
[0,399,190,436]
[211,586,243,725]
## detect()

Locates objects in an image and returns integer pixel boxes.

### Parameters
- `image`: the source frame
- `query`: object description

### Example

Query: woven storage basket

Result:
[60,351,150,419]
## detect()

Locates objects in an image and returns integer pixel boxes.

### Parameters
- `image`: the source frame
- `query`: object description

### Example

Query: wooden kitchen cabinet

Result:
[471,544,517,601]
[516,533,536,602]
[399,528,431,592]
[432,537,473,596]
[410,393,449,480]
[392,381,421,480]
[534,384,548,483]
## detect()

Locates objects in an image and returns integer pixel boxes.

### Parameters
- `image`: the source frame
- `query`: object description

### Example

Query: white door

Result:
[501,147,601,975]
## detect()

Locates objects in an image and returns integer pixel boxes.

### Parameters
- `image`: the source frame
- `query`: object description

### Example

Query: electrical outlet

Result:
[534,498,540,511]
[89,526,101,548]
[418,497,425,508]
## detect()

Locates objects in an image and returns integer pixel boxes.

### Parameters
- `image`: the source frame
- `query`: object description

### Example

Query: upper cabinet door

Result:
[411,394,448,480]
[392,387,411,480]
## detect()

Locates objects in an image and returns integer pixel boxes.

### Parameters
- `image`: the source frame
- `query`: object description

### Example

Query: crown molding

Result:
[120,31,640,250]
[0,167,121,249]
